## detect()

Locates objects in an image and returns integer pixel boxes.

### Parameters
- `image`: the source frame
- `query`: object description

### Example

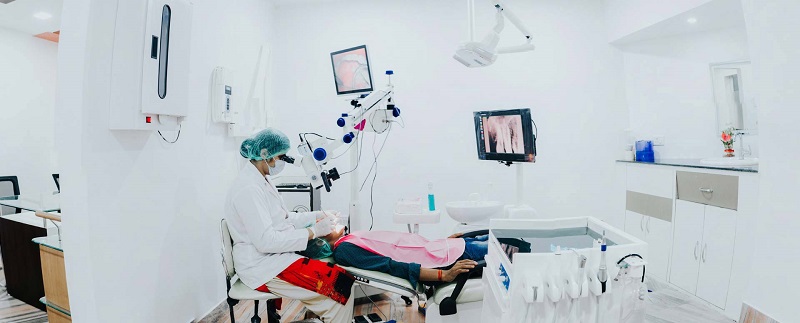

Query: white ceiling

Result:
[0,0,62,35]
[612,0,746,45]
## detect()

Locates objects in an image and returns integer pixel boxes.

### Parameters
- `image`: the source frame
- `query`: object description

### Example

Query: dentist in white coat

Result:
[225,128,355,322]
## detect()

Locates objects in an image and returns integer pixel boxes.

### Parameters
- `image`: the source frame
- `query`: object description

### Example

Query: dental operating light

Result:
[454,0,536,67]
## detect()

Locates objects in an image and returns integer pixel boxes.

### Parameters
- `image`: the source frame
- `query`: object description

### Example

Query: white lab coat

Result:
[224,162,316,289]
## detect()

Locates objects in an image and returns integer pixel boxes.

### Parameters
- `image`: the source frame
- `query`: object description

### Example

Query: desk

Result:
[0,212,57,311]
[0,194,61,213]
[33,236,69,322]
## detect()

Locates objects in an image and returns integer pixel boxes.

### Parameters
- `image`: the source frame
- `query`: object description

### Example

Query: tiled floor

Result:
[646,278,735,323]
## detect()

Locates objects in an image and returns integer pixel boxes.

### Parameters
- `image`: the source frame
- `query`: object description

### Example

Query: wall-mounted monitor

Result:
[474,108,536,163]
[330,45,374,95]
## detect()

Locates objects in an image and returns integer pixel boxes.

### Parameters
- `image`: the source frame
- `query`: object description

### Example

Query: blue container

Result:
[635,140,655,162]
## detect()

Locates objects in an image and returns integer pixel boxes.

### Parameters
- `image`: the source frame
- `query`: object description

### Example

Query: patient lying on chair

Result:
[302,227,488,288]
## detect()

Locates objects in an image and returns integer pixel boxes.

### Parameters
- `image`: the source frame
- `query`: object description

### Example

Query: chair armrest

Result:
[459,229,489,238]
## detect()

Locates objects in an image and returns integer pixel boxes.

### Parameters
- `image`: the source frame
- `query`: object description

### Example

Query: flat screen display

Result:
[474,108,536,163]
[330,45,374,95]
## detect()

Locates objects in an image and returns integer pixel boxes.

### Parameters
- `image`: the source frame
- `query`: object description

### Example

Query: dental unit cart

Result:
[482,217,648,323]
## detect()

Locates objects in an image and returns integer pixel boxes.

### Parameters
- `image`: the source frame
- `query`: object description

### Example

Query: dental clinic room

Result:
[1,0,799,322]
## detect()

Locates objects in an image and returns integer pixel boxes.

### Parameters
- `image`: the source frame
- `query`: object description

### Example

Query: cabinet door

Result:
[669,200,705,294]
[696,206,737,309]
[624,211,646,241]
[646,216,673,281]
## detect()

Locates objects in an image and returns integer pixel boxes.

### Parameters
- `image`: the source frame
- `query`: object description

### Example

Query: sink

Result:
[700,157,759,166]
[445,200,504,224]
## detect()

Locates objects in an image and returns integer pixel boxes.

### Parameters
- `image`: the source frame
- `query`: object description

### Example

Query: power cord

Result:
[359,125,392,191]
[157,124,182,144]
[339,130,365,176]
[358,285,389,321]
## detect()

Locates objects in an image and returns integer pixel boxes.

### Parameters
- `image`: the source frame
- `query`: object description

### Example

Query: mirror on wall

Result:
[711,60,757,134]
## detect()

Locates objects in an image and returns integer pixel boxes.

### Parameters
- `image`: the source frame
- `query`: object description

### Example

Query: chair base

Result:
[226,298,280,323]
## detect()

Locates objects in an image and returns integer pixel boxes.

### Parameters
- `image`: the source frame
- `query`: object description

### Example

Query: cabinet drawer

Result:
[627,166,675,199]
[676,171,739,210]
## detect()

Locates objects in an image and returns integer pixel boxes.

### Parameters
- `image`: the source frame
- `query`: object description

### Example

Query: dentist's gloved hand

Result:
[313,216,335,238]
[324,210,341,224]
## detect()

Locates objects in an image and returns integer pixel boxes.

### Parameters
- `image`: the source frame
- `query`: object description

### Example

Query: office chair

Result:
[0,176,21,214]
[52,174,60,193]
[220,219,281,323]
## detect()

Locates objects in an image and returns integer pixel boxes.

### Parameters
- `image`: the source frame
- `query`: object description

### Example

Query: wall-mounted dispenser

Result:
[211,66,235,124]
[109,0,193,131]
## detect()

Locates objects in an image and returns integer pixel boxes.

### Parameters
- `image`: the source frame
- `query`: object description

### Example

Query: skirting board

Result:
[740,303,780,323]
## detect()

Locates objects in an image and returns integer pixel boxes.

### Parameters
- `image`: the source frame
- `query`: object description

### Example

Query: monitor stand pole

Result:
[505,162,538,219]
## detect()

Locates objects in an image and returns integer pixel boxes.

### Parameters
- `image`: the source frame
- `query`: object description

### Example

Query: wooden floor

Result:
[0,268,47,323]
[226,291,423,323]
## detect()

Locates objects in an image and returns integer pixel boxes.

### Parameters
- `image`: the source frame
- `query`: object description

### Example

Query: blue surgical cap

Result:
[240,128,291,161]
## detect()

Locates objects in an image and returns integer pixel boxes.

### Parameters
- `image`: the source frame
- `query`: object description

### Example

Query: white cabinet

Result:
[647,216,673,282]
[696,206,737,308]
[625,211,672,281]
[670,200,705,294]
[620,162,758,320]
[670,200,737,309]
[624,211,646,240]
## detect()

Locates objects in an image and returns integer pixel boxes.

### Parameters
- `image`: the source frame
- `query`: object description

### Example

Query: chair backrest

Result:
[52,174,60,192]
[220,219,236,279]
[0,176,21,214]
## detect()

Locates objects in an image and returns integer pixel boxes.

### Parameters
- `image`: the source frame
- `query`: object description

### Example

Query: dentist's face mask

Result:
[268,157,286,176]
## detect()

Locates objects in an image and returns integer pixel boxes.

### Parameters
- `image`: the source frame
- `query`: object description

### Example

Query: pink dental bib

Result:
[336,231,465,268]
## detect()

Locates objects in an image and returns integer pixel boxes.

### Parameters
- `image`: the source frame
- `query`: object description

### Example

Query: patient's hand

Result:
[443,260,477,282]
[447,232,464,239]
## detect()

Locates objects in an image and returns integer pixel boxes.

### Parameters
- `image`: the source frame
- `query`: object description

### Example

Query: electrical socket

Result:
[653,136,666,146]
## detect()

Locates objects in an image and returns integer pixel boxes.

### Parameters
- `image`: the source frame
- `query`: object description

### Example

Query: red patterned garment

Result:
[257,258,355,305]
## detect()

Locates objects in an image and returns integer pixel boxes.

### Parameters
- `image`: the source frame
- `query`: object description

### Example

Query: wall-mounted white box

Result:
[109,0,193,131]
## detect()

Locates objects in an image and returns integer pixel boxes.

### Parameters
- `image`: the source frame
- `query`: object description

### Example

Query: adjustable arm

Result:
[494,0,536,54]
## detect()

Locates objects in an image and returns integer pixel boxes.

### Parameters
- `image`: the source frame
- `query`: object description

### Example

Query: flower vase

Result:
[724,145,735,157]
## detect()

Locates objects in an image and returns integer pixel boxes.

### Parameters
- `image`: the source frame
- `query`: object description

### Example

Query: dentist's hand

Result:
[313,216,335,238]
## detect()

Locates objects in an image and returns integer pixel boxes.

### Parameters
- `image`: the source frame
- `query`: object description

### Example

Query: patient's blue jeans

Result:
[461,234,489,261]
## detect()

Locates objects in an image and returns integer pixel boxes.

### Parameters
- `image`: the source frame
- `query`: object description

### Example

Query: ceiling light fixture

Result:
[687,17,698,24]
[33,12,53,20]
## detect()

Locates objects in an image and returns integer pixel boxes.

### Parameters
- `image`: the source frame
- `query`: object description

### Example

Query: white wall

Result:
[605,0,713,42]
[0,27,58,197]
[619,27,753,159]
[740,0,800,321]
[270,0,630,236]
[56,0,276,321]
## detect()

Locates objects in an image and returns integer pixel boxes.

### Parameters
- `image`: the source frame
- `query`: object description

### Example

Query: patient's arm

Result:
[420,260,476,282]
[334,242,423,287]
[333,242,476,286]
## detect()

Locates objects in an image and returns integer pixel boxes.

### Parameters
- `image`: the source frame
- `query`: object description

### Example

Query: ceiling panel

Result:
[0,0,62,36]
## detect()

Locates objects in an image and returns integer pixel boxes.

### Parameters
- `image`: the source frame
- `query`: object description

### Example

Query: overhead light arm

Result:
[453,0,535,67]
[493,1,535,54]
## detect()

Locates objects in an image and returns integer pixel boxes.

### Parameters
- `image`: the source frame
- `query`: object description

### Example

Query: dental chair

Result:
[220,219,281,323]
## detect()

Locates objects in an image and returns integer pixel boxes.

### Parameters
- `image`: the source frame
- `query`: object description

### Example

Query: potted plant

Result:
[721,128,735,157]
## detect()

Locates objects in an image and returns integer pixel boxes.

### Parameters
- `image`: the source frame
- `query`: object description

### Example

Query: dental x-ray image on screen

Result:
[474,108,536,163]
[483,115,524,154]
[330,45,374,95]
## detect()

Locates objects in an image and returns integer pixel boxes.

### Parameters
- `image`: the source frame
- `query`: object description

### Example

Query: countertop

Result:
[616,159,758,173]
